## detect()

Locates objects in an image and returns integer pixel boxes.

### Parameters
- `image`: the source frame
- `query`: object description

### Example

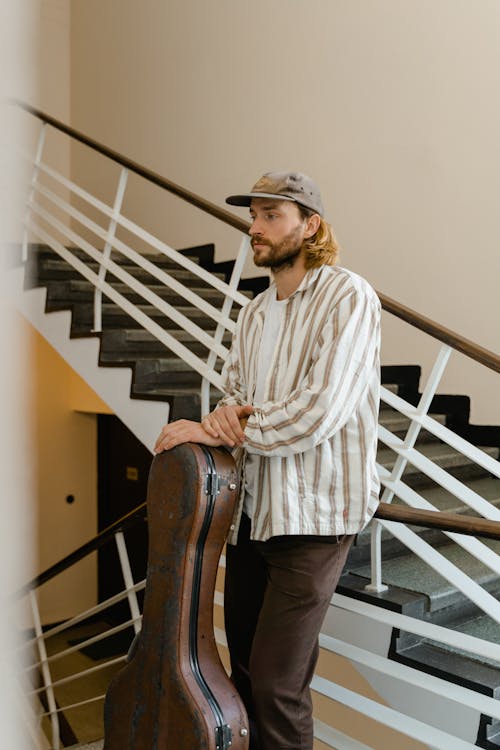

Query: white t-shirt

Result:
[243,291,287,518]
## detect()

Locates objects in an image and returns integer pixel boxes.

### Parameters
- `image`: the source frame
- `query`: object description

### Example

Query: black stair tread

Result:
[38,259,228,287]
[99,330,232,362]
[50,278,252,302]
[69,304,240,334]
[349,538,500,612]
[34,243,214,267]
[99,302,239,318]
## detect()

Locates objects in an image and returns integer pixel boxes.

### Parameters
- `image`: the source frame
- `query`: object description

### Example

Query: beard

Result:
[251,225,304,271]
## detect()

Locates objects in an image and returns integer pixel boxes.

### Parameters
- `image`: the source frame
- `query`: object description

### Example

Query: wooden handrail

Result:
[18,502,147,596]
[14,100,249,234]
[374,502,500,540]
[17,497,500,599]
[378,293,500,373]
[16,100,500,373]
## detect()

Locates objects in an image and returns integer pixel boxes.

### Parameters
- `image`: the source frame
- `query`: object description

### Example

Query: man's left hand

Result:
[154,419,223,454]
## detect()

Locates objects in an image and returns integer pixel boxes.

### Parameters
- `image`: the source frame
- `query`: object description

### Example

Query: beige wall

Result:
[28,318,111,623]
[69,0,500,423]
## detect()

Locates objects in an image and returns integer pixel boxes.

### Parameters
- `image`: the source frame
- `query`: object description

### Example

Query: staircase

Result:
[14,242,500,748]
[13,103,500,750]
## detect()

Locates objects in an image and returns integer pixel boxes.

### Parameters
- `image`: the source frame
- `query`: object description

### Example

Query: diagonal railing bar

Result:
[319,633,500,719]
[373,518,500,622]
[381,386,500,478]
[378,425,500,520]
[25,218,225,390]
[311,677,479,750]
[27,200,232,356]
[29,180,238,337]
[20,580,146,652]
[26,616,141,674]
[332,592,500,661]
[28,655,127,698]
[26,164,248,312]
[376,471,500,574]
[38,693,106,718]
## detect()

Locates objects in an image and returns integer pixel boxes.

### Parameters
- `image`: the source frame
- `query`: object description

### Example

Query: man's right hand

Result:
[202,404,254,448]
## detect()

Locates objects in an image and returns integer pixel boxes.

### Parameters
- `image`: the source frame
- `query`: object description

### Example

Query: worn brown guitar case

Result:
[103,443,249,750]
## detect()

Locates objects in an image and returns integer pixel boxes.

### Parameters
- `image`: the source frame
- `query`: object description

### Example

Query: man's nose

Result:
[249,218,264,236]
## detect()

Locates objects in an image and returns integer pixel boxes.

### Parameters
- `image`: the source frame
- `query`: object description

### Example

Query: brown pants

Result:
[224,513,354,750]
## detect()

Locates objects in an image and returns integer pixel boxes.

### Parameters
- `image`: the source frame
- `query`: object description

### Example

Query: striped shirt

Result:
[217,264,381,544]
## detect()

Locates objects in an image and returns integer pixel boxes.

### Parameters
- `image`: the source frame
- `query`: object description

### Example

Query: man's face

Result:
[249,198,308,271]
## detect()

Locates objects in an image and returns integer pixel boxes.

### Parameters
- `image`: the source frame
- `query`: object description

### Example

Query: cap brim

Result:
[226,192,296,207]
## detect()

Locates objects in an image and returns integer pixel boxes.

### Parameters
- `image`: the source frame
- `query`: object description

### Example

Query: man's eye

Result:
[266,213,278,220]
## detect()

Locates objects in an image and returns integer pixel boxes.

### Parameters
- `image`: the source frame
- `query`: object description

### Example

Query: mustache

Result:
[251,237,272,248]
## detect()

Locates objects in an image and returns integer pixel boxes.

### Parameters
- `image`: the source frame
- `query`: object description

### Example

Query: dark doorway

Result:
[97,414,152,625]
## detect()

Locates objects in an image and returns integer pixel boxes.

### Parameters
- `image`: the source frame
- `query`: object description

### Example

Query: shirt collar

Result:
[267,265,324,300]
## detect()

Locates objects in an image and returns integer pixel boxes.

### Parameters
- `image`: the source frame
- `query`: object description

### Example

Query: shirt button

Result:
[230,524,235,531]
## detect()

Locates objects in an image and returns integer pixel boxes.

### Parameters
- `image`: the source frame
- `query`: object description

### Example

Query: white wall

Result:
[68,0,500,423]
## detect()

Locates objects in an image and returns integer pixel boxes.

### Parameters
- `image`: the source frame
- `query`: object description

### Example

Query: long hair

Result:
[297,205,340,269]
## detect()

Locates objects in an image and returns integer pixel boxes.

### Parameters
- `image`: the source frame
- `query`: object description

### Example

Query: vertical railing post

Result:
[200,234,251,418]
[364,522,389,593]
[380,343,453,507]
[115,530,141,634]
[29,590,60,750]
[22,123,47,262]
[367,343,453,592]
[93,167,129,332]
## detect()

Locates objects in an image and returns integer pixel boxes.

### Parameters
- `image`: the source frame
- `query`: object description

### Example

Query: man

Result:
[154,171,381,750]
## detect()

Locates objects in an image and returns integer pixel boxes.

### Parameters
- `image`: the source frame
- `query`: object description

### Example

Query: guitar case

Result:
[103,443,249,750]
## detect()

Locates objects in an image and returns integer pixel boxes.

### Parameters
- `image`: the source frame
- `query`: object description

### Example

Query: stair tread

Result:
[424,613,500,668]
[377,441,499,473]
[55,278,252,300]
[349,538,500,612]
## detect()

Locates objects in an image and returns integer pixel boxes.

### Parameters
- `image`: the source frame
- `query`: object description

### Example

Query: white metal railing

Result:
[20,526,145,750]
[22,122,252,416]
[16,106,500,749]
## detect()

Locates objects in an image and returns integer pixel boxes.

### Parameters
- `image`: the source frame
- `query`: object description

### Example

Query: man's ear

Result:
[304,213,321,239]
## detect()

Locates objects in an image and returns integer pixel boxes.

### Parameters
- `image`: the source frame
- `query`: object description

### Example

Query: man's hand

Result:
[201,404,254,448]
[154,419,224,454]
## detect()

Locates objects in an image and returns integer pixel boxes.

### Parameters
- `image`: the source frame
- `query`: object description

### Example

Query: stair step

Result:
[99,328,233,362]
[378,408,446,442]
[33,242,214,268]
[423,612,500,669]
[38,259,227,288]
[66,741,103,750]
[349,538,500,612]
[377,442,499,486]
[46,278,252,306]
[69,302,240,334]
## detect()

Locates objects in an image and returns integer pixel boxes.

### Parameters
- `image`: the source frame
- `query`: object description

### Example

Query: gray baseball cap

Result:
[226,171,324,217]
